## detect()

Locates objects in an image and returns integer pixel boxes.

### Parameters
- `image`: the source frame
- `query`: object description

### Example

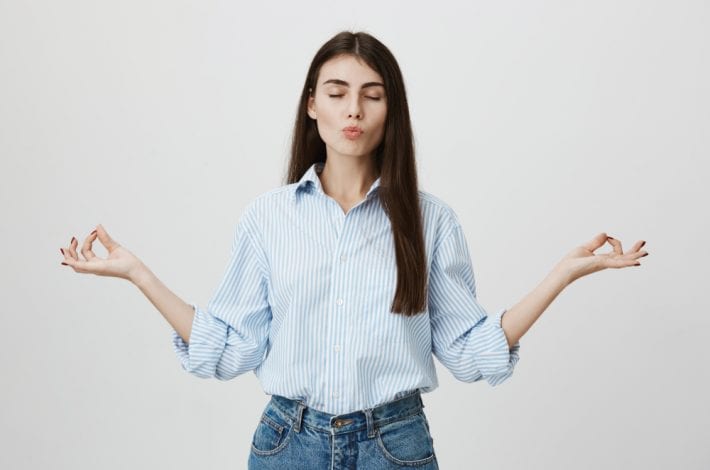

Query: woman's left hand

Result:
[554,232,648,285]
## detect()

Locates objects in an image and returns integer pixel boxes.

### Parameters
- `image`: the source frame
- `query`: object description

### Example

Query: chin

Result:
[330,147,378,160]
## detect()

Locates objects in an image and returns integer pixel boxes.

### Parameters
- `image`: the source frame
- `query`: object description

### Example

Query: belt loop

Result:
[293,401,306,433]
[364,408,376,439]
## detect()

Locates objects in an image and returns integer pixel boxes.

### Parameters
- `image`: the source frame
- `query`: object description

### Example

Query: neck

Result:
[318,156,378,203]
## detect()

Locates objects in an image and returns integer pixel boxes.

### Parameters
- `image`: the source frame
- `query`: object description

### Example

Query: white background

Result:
[1,1,708,468]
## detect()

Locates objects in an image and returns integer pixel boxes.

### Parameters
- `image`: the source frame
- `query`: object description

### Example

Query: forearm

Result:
[131,264,195,344]
[500,266,570,348]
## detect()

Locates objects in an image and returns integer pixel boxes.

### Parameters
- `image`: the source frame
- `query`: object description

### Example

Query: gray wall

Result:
[1,0,707,468]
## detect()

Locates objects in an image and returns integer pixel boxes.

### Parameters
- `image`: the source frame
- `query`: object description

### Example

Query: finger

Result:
[67,236,80,260]
[96,224,121,253]
[602,255,641,269]
[581,232,609,252]
[628,250,649,261]
[61,256,97,274]
[628,240,646,253]
[81,229,99,261]
[606,236,623,255]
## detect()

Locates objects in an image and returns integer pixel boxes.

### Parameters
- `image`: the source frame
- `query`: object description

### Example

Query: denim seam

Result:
[260,414,284,434]
[375,430,437,467]
[250,413,296,457]
[373,409,424,429]
[268,401,297,428]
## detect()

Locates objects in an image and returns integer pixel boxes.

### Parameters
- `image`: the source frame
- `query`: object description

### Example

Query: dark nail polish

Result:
[90,230,97,235]
[634,262,641,266]
[71,236,76,244]
[61,262,68,266]
[60,248,64,255]
[607,236,614,240]
[642,252,649,257]
[640,241,646,248]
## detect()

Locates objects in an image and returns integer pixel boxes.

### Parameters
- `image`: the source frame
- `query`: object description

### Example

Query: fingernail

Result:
[90,230,97,236]
[61,262,68,266]
[641,252,649,257]
[634,262,641,266]
[60,248,64,255]
[71,236,76,244]
[640,241,646,248]
[607,236,614,240]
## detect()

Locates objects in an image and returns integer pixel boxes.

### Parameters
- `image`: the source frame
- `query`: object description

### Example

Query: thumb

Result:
[581,232,608,253]
[95,224,120,252]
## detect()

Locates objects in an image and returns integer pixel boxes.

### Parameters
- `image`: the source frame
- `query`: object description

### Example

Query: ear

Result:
[307,95,317,120]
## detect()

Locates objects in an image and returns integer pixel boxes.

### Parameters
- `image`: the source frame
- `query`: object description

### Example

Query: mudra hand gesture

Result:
[60,224,145,282]
[555,232,648,285]
[60,228,648,285]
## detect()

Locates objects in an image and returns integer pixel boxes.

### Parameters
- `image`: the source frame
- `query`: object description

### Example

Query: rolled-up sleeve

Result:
[429,221,520,386]
[172,207,271,380]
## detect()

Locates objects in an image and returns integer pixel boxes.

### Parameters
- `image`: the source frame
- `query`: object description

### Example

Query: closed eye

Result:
[327,94,382,101]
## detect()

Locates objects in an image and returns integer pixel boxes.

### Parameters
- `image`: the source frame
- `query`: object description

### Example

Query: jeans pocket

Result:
[376,412,436,466]
[250,403,294,457]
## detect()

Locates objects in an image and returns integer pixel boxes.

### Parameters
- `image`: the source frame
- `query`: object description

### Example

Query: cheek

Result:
[313,110,340,143]
[315,105,338,127]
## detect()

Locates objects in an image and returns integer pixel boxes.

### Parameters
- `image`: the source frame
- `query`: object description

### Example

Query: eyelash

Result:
[328,94,381,101]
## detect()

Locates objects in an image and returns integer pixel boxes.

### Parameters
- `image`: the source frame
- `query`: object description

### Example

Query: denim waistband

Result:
[268,390,424,439]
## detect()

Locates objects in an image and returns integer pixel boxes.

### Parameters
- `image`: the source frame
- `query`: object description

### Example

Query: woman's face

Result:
[308,54,387,162]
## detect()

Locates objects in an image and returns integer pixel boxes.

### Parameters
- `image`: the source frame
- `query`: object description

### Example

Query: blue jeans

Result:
[248,390,439,469]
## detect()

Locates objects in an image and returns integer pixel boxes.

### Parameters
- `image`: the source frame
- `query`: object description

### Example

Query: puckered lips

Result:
[342,126,363,140]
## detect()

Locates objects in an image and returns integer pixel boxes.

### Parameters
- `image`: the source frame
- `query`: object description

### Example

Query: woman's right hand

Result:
[60,224,146,282]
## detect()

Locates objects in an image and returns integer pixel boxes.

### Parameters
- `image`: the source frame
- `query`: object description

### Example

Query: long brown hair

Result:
[286,31,427,317]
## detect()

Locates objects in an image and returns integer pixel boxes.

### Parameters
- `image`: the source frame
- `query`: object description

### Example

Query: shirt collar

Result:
[292,162,382,201]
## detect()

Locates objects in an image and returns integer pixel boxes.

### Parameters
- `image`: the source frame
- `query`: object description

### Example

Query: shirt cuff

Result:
[171,303,228,377]
[477,307,521,386]
[171,304,197,371]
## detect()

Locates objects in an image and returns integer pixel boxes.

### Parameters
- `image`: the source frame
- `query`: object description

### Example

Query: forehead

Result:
[317,54,383,85]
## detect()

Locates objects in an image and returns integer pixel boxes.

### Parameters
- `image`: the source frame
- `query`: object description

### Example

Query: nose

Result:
[347,96,362,120]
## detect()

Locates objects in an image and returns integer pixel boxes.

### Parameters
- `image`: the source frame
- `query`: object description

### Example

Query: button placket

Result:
[329,207,356,411]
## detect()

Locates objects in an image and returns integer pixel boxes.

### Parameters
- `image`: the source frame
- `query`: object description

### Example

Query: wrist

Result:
[549,262,574,289]
[129,262,154,288]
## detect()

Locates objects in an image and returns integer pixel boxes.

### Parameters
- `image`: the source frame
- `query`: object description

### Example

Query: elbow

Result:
[181,359,249,381]
[182,362,219,380]
[446,352,520,385]
[456,372,485,384]
[484,367,516,386]
[214,369,240,381]
[480,349,521,386]
[451,366,515,386]
[213,347,264,381]
[446,362,485,383]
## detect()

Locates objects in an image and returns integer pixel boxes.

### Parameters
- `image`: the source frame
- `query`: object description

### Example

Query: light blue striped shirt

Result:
[173,162,521,415]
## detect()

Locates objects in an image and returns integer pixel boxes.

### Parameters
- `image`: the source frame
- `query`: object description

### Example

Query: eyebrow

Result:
[322,79,385,89]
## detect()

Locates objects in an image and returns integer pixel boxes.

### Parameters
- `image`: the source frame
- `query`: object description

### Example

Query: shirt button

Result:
[334,345,341,352]
[336,298,344,306]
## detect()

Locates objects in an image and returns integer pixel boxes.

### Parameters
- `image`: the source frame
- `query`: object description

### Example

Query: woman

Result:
[60,31,648,469]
